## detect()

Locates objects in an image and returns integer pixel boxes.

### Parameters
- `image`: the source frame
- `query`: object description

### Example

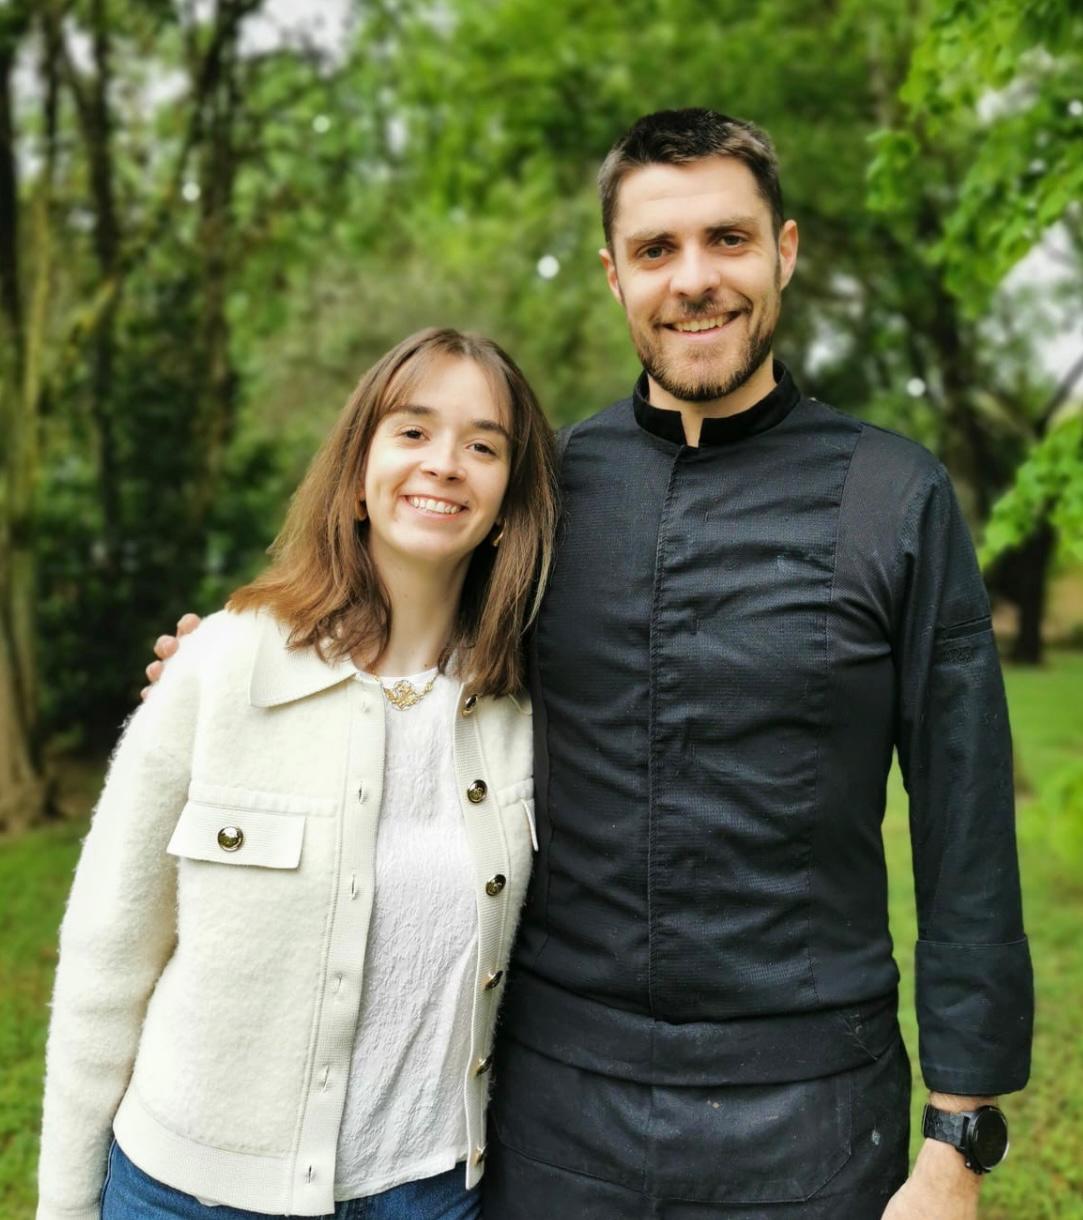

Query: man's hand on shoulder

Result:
[141,613,202,700]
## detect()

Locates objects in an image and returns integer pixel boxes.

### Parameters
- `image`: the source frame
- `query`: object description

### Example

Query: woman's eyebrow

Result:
[386,403,510,441]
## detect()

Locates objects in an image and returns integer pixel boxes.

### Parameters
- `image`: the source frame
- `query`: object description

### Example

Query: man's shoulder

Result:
[556,395,634,445]
[809,397,946,495]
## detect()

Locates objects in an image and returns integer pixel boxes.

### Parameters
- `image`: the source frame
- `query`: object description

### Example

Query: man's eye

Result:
[642,245,667,260]
[718,233,745,248]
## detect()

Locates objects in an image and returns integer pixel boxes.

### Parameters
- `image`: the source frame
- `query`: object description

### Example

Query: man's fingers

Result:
[177,613,201,636]
[154,635,178,660]
[146,660,164,683]
[140,686,152,702]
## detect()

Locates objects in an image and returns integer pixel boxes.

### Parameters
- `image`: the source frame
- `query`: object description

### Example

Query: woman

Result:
[37,328,558,1220]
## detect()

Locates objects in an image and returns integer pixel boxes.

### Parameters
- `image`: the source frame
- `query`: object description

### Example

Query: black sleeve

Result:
[893,463,1033,1096]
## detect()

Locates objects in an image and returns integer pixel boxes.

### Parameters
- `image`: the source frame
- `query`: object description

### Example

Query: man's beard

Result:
[633,284,779,404]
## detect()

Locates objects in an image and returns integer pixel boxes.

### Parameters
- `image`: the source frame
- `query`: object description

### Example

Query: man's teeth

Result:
[672,315,733,333]
[408,496,463,515]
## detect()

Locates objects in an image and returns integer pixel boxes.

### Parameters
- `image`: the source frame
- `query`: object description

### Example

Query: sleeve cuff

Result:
[915,936,1034,1095]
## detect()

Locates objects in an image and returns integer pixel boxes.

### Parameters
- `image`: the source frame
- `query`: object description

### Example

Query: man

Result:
[149,110,1031,1218]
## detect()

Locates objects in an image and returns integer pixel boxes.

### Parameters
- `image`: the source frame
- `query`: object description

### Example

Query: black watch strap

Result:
[921,1103,1009,1174]
[921,1104,968,1150]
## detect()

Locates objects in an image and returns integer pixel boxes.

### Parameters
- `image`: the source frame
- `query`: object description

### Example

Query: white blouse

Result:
[334,668,477,1198]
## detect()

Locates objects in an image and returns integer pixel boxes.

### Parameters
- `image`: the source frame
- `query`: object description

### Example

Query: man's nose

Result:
[669,245,721,299]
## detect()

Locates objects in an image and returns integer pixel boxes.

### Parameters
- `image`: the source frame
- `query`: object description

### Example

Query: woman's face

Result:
[362,354,512,579]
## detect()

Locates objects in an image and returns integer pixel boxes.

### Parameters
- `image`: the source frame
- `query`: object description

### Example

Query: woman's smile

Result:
[403,494,468,517]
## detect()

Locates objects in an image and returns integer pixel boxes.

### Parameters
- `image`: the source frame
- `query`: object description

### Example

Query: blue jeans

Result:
[101,1139,482,1220]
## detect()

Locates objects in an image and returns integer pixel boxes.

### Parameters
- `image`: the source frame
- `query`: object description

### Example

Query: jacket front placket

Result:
[646,442,707,1018]
[290,674,384,1214]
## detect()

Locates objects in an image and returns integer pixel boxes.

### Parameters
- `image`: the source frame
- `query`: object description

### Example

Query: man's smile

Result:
[663,311,742,338]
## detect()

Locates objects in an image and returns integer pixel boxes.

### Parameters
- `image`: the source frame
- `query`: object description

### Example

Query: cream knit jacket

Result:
[37,608,535,1219]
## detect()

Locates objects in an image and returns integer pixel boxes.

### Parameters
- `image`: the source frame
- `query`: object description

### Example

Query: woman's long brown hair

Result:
[229,328,558,697]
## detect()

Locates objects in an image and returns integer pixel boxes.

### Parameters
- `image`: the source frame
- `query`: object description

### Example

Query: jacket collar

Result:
[249,611,361,708]
[632,359,800,446]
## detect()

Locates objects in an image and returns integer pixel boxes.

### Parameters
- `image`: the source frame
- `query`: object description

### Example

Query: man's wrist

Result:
[928,1091,997,1114]
[915,1137,984,1193]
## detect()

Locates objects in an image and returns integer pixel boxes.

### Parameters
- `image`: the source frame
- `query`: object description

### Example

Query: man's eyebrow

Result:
[623,216,762,247]
[386,403,511,441]
[705,215,762,236]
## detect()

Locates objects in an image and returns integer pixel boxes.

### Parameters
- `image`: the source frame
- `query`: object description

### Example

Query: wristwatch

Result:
[921,1103,1010,1174]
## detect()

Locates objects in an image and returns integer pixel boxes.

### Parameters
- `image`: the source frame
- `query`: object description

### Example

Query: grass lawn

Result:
[2,653,1082,1217]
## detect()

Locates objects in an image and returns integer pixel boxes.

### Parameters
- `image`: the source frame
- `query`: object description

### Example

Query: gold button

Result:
[474,1054,493,1076]
[483,970,503,991]
[462,694,478,716]
[466,780,488,804]
[485,874,506,896]
[471,1145,486,1167]
[217,826,244,852]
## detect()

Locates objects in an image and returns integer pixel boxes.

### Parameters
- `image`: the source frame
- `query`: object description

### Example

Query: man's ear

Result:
[598,246,624,306]
[777,219,799,290]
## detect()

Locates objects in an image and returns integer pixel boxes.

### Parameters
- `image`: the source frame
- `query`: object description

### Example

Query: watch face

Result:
[969,1108,1009,1170]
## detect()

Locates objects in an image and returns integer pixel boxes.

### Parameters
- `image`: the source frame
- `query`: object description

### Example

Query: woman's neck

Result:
[358,550,468,677]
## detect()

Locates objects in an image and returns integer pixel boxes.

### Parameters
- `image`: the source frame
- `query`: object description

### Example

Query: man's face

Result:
[600,156,798,405]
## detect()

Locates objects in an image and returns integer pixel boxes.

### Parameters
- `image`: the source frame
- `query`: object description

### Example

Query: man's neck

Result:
[647,355,777,447]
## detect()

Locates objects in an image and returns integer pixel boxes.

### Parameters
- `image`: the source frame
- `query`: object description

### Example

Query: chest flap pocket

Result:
[167,792,314,870]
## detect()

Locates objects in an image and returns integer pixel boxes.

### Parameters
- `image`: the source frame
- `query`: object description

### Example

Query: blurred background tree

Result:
[1,0,1081,831]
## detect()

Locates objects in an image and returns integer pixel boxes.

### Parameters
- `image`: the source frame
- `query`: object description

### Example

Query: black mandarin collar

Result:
[632,360,801,446]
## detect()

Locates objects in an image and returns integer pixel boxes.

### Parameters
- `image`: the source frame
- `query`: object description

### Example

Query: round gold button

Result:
[466,780,488,804]
[485,874,507,896]
[483,970,504,991]
[474,1054,493,1076]
[217,826,244,852]
[462,694,478,716]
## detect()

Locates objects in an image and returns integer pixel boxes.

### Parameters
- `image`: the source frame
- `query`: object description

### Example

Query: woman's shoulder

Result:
[155,605,266,696]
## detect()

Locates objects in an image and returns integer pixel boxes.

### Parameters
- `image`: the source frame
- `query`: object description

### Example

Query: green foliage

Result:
[870,0,1083,313]
[11,0,1083,752]
[979,415,1083,567]
[36,256,294,747]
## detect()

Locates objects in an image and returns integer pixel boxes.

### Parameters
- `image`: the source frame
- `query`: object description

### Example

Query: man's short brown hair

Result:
[598,108,784,246]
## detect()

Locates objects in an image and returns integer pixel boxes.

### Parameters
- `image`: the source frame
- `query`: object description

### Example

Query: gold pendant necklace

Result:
[380,673,437,711]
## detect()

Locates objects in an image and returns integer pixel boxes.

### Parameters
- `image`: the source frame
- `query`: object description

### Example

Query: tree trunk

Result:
[64,0,123,569]
[993,520,1056,666]
[0,3,56,828]
[189,2,246,530]
[0,629,46,833]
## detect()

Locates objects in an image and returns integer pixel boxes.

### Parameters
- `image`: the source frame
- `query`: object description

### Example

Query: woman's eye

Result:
[401,427,425,439]
[470,442,497,457]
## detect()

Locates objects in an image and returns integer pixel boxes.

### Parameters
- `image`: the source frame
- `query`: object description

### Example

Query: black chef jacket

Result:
[506,362,1032,1098]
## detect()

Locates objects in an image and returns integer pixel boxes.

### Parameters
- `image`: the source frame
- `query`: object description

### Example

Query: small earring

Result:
[491,520,505,547]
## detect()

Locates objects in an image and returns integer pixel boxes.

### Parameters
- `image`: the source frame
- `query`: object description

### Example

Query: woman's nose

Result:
[422,444,464,480]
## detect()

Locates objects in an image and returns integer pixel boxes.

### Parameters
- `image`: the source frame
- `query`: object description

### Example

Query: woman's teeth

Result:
[407,496,463,515]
